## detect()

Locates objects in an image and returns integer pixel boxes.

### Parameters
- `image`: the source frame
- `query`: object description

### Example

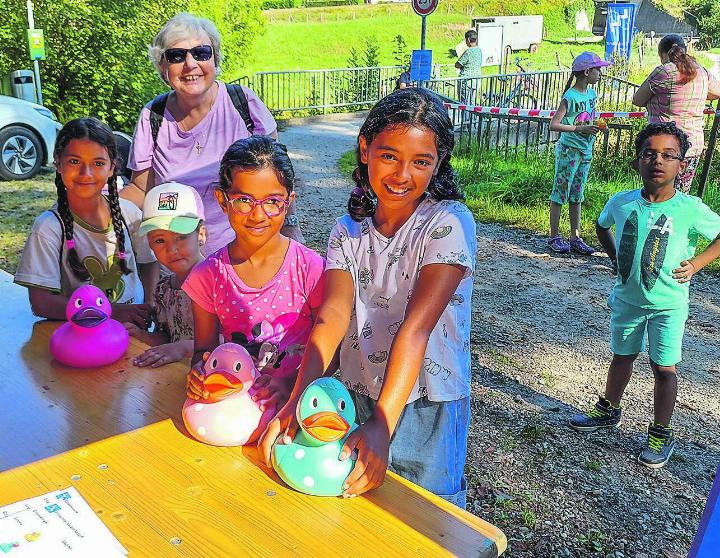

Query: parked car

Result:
[0,95,61,180]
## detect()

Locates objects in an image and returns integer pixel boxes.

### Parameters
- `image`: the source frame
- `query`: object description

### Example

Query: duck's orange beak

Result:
[203,372,245,402]
[302,412,350,442]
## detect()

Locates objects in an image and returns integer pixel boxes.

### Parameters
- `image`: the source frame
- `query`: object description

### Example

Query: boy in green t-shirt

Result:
[570,122,720,469]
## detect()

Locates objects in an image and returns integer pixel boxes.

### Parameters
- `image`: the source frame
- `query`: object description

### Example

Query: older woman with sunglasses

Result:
[123,13,304,255]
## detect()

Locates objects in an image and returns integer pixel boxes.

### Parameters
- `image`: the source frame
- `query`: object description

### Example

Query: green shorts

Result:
[608,295,688,366]
[550,143,592,205]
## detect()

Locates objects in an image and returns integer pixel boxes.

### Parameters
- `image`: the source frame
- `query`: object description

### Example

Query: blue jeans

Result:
[351,392,470,509]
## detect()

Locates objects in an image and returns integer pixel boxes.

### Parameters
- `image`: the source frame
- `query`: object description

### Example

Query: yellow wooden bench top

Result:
[0,272,506,557]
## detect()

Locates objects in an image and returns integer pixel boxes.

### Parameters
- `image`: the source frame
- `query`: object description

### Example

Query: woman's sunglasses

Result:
[163,45,213,65]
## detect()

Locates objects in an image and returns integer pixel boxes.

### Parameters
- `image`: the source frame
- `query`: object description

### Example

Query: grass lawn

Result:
[245,4,602,76]
[337,147,720,273]
[241,3,713,86]
[0,171,56,274]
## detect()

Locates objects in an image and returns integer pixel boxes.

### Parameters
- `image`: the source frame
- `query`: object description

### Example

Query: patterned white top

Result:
[325,197,476,403]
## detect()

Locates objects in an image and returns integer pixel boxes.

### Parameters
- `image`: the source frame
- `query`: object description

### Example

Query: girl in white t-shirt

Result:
[14,118,158,327]
[259,88,476,508]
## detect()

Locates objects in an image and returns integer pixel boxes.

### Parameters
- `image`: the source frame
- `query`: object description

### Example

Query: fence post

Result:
[323,70,327,115]
[696,109,719,200]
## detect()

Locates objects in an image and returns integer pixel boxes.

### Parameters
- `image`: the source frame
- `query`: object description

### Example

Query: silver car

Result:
[0,95,61,180]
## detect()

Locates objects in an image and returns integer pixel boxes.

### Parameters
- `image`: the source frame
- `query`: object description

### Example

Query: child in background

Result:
[259,88,476,508]
[548,51,611,255]
[570,122,720,468]
[183,136,325,418]
[14,117,157,327]
[125,182,206,368]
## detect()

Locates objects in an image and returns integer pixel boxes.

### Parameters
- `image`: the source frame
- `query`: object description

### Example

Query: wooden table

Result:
[0,272,506,557]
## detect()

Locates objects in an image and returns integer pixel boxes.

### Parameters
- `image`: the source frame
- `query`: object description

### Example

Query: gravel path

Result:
[280,114,720,558]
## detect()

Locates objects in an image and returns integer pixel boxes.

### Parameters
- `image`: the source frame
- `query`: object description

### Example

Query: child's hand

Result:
[113,303,151,329]
[576,125,600,136]
[133,342,187,368]
[186,352,210,400]
[123,322,143,338]
[339,414,391,498]
[673,259,696,283]
[251,373,294,412]
[257,396,301,468]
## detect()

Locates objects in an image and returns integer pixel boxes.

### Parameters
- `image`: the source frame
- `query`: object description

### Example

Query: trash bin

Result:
[5,70,37,104]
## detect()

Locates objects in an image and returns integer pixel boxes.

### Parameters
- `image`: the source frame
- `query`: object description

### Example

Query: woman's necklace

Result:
[175,84,218,155]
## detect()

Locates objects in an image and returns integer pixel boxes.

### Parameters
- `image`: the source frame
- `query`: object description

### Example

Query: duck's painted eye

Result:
[74,298,82,308]
[338,398,346,411]
[95,297,103,307]
[209,358,218,369]
[310,397,319,408]
[234,361,242,372]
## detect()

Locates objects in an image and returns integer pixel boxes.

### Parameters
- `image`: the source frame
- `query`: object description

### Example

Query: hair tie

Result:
[65,239,76,250]
[117,251,127,261]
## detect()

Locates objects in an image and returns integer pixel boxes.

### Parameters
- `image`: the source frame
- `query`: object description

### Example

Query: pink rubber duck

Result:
[182,343,264,446]
[49,285,129,368]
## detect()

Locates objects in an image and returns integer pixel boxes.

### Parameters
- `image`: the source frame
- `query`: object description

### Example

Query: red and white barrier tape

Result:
[443,102,716,119]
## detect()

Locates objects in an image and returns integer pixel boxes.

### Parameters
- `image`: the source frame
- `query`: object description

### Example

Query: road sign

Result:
[410,50,432,81]
[412,0,438,17]
[27,29,45,60]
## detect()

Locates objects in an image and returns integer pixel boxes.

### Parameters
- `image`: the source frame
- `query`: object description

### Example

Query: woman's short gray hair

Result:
[148,13,223,78]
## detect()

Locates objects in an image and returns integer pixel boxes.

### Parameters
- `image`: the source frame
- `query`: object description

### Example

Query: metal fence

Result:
[427,72,639,112]
[449,105,720,198]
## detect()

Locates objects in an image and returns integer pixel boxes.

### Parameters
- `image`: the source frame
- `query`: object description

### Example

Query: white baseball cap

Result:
[139,182,205,236]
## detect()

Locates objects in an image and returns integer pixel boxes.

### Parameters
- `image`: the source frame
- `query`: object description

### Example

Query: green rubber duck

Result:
[272,377,357,496]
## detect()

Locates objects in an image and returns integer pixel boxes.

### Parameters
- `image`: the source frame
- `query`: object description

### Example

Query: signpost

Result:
[26,0,44,104]
[411,0,438,87]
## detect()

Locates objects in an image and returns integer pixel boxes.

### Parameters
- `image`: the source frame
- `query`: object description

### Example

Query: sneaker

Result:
[570,237,596,255]
[569,397,622,432]
[548,235,571,254]
[638,422,676,469]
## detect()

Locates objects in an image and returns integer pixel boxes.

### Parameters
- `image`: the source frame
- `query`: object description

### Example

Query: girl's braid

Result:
[106,175,131,275]
[55,172,90,280]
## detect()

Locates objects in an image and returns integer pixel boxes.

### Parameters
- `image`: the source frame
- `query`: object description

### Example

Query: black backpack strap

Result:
[226,84,254,135]
[149,92,171,147]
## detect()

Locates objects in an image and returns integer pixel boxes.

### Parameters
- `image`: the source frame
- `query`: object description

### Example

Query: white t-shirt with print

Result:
[14,199,155,303]
[325,197,476,403]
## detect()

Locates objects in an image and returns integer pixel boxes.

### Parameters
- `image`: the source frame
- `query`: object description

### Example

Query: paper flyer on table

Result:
[0,486,127,556]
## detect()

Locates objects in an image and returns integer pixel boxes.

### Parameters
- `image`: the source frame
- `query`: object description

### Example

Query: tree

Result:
[0,0,265,131]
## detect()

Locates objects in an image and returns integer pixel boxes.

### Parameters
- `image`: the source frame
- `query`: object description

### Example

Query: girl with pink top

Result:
[183,136,324,416]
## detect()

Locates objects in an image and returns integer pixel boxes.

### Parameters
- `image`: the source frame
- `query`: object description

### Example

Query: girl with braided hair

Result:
[15,118,158,327]
[259,88,476,508]
[633,34,720,193]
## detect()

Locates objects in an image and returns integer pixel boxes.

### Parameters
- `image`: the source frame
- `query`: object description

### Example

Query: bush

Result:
[262,0,302,8]
[303,0,363,6]
[0,0,265,132]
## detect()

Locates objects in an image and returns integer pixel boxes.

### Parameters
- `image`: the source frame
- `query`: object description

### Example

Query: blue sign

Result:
[410,49,432,82]
[689,464,720,558]
[605,3,636,62]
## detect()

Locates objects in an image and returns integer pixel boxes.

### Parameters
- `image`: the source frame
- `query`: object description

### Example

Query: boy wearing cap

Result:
[125,182,206,368]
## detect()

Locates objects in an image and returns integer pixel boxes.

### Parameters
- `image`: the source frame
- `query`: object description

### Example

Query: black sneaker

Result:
[638,422,676,469]
[569,397,622,432]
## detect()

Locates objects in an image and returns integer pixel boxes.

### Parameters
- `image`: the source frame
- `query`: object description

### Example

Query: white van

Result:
[472,15,544,60]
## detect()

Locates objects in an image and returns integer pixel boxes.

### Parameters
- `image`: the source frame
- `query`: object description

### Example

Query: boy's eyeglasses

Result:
[163,45,213,64]
[222,192,289,217]
[638,150,684,162]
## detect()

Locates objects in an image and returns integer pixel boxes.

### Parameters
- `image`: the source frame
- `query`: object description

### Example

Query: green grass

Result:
[453,148,720,272]
[337,147,720,273]
[337,148,357,176]
[0,172,56,274]
[239,3,701,83]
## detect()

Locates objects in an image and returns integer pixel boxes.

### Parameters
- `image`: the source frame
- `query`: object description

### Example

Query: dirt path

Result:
[281,114,720,558]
